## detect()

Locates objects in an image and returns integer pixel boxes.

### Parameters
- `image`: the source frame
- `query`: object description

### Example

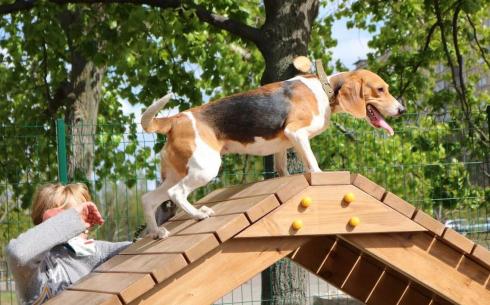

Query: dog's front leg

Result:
[274,151,289,176]
[284,128,321,173]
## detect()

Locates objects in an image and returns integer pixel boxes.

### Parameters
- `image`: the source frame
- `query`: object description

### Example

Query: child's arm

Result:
[6,208,87,272]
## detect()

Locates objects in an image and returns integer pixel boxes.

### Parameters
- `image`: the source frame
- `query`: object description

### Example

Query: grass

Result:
[0,291,16,305]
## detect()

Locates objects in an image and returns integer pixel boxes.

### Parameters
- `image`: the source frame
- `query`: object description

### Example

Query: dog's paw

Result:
[147,227,170,239]
[192,206,215,220]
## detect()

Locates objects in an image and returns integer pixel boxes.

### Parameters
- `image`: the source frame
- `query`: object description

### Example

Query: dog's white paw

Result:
[147,227,170,239]
[192,206,215,220]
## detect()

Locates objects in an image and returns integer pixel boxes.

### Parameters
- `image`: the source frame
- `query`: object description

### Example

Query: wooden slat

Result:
[163,219,197,235]
[289,236,336,273]
[442,228,475,253]
[350,173,385,200]
[412,209,445,236]
[95,254,188,283]
[176,214,250,242]
[197,174,309,204]
[128,237,310,305]
[382,192,416,218]
[342,233,490,305]
[366,270,408,305]
[456,256,489,285]
[68,273,154,304]
[428,239,463,268]
[172,194,280,223]
[121,234,219,263]
[45,290,122,305]
[341,255,384,302]
[237,186,426,238]
[304,171,350,185]
[471,244,490,268]
[317,240,360,287]
[397,283,432,305]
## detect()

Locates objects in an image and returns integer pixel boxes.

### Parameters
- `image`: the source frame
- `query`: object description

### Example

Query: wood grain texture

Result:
[412,209,445,236]
[350,174,385,200]
[304,171,350,185]
[442,228,475,253]
[382,192,416,218]
[68,273,154,304]
[95,254,188,283]
[171,194,280,223]
[45,290,122,305]
[471,244,490,268]
[365,270,408,305]
[342,233,490,305]
[176,214,250,242]
[121,234,219,263]
[237,185,426,238]
[128,237,310,305]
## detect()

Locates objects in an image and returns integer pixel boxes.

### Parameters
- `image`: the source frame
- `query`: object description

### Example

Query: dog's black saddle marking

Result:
[201,81,295,143]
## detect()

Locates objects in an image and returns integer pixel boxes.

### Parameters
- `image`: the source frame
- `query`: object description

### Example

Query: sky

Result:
[121,16,374,117]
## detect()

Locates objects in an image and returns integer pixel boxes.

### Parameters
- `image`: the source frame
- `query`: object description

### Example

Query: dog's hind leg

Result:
[274,150,289,176]
[141,178,176,239]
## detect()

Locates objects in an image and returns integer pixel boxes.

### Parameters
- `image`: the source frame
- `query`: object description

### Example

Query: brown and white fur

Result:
[141,69,405,238]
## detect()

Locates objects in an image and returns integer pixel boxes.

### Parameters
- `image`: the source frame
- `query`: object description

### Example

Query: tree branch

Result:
[466,14,490,71]
[193,4,262,45]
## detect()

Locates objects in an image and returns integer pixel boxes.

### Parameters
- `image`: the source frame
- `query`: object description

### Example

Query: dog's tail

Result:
[141,93,173,134]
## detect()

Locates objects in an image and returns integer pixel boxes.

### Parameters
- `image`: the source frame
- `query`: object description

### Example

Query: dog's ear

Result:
[337,76,366,118]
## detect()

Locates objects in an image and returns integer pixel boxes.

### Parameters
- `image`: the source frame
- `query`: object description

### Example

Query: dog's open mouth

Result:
[366,104,394,136]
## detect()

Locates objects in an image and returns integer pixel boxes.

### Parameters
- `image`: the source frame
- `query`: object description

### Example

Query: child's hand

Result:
[74,202,105,229]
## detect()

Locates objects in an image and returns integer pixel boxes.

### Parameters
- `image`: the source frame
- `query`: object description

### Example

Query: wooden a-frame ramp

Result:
[46,172,490,305]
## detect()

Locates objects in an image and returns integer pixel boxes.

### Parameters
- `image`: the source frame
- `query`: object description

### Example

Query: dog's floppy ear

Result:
[337,75,366,118]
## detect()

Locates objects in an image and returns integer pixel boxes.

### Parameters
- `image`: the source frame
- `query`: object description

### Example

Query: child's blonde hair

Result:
[31,183,92,225]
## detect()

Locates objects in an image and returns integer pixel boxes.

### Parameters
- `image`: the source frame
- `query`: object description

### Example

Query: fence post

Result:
[56,118,68,184]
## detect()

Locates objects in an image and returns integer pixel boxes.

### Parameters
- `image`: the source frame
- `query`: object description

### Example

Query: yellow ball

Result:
[349,216,360,227]
[343,192,356,204]
[292,219,303,230]
[300,197,312,208]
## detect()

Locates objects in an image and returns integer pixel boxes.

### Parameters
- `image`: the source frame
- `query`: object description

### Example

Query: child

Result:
[6,183,132,305]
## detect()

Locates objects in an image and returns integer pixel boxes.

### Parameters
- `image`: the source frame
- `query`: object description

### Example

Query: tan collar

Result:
[315,59,336,106]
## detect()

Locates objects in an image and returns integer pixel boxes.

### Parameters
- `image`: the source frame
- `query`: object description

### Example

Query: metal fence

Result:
[0,110,489,304]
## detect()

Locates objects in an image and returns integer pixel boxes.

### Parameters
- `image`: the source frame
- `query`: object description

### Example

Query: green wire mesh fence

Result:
[0,110,488,304]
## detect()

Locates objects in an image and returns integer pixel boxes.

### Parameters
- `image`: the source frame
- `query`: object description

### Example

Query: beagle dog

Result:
[141,68,405,238]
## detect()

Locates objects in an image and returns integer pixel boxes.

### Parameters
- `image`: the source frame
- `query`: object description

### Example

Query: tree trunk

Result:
[259,1,319,304]
[67,56,106,182]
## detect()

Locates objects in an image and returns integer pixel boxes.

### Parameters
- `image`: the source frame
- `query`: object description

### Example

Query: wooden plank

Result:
[366,270,408,305]
[45,290,122,305]
[121,234,219,263]
[412,209,445,236]
[304,171,350,185]
[163,219,198,235]
[341,255,384,302]
[128,237,310,305]
[456,256,489,285]
[428,239,463,268]
[197,174,308,204]
[237,185,426,238]
[68,273,154,304]
[442,228,475,253]
[382,192,416,218]
[176,214,250,242]
[350,173,385,200]
[95,254,188,283]
[171,194,280,223]
[471,244,490,268]
[317,240,361,287]
[289,236,336,273]
[397,283,432,305]
[342,233,490,305]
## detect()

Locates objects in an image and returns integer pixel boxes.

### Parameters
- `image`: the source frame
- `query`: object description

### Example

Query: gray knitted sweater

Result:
[5,208,131,305]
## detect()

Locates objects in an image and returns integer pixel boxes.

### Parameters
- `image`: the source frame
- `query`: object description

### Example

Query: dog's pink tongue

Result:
[378,119,394,136]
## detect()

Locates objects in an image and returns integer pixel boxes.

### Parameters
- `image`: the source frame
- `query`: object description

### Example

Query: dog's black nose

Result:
[398,107,406,115]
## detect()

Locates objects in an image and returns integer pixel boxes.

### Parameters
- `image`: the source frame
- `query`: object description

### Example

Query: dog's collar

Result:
[315,59,336,106]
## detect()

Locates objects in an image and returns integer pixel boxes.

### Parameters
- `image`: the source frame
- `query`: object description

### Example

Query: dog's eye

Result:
[377,87,384,93]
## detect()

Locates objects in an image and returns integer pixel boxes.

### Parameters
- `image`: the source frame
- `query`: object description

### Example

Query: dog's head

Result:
[334,69,405,136]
